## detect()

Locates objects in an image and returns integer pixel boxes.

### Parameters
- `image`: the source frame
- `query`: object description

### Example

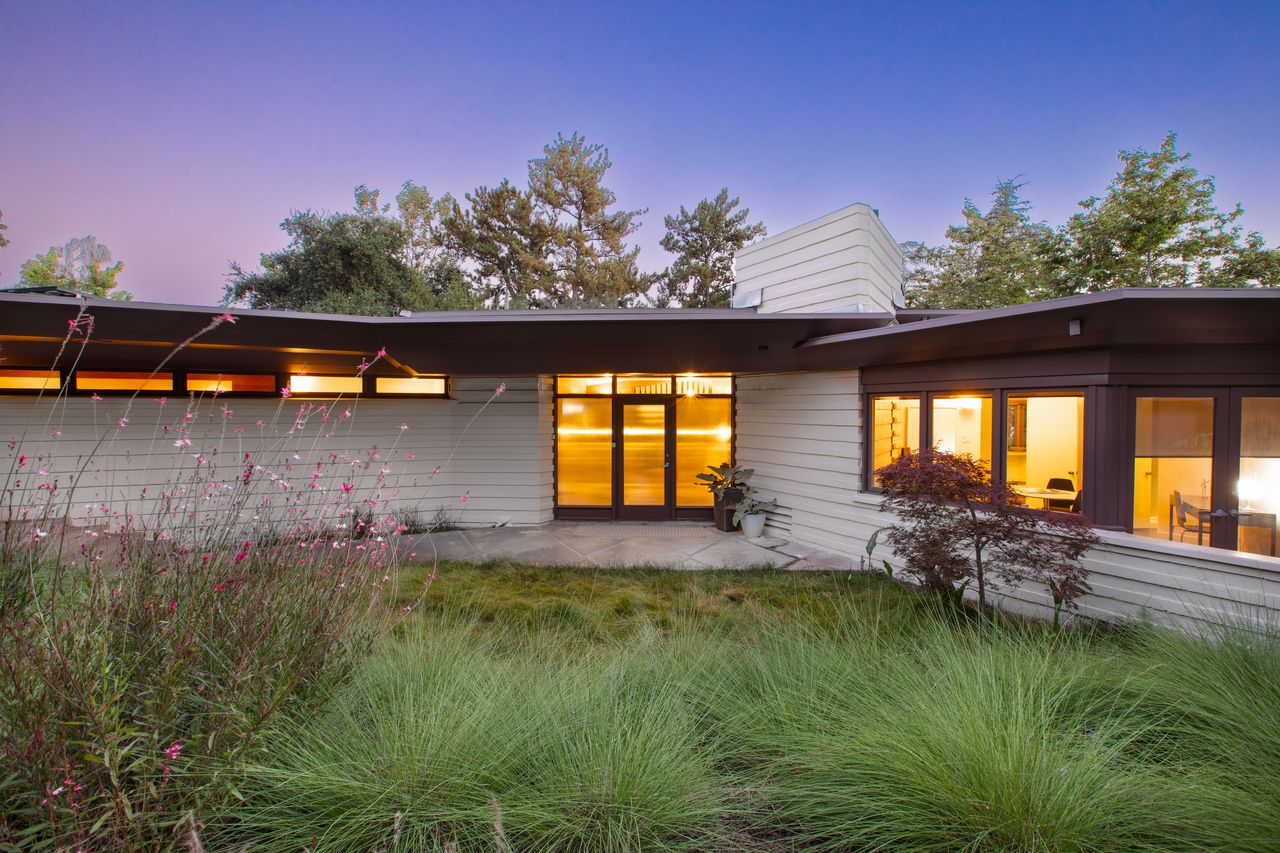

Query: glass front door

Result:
[619,402,668,517]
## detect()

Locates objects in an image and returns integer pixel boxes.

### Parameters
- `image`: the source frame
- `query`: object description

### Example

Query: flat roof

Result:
[0,288,1275,378]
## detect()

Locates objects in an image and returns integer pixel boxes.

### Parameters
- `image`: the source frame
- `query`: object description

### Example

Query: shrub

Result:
[0,304,495,849]
[876,449,1099,619]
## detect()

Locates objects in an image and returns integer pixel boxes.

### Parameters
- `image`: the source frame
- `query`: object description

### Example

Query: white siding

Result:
[732,203,904,314]
[0,375,553,533]
[734,370,864,551]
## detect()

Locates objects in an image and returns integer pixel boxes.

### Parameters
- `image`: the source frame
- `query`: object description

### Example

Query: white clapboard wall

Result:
[731,203,905,314]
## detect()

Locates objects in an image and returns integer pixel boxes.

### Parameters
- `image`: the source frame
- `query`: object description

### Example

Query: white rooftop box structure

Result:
[731,202,905,314]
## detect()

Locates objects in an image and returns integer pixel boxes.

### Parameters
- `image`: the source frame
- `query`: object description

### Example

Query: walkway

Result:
[403,521,853,571]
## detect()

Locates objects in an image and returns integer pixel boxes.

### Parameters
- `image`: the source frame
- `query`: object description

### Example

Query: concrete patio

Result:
[402,521,854,571]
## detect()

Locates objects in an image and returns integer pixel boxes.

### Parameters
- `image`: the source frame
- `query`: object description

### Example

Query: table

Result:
[1012,485,1076,509]
[1169,502,1277,556]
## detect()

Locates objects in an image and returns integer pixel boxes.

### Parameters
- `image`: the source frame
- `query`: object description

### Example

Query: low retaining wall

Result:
[846,493,1280,630]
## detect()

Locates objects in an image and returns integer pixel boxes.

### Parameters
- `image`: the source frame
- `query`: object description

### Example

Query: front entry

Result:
[617,400,671,519]
[554,374,733,521]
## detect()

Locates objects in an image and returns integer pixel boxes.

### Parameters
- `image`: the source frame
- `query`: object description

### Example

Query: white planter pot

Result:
[740,511,767,539]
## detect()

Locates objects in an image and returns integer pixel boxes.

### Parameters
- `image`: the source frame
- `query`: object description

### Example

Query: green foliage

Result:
[441,133,651,308]
[1063,131,1255,292]
[18,235,132,300]
[653,188,766,307]
[905,179,1063,309]
[440,179,557,307]
[693,462,753,500]
[225,185,481,315]
[907,133,1279,307]
[214,565,1280,851]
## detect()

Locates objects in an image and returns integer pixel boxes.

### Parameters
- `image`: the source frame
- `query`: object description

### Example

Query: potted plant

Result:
[696,463,753,532]
[732,487,777,539]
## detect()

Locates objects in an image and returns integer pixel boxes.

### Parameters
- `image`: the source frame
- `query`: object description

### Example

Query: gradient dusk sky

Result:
[2,0,1278,304]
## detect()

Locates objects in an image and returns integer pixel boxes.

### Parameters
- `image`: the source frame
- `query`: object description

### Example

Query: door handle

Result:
[1207,509,1231,519]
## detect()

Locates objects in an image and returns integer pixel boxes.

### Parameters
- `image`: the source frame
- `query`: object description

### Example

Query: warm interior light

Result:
[0,370,60,391]
[375,376,447,395]
[187,373,275,393]
[675,374,732,396]
[556,375,613,394]
[288,375,363,395]
[76,371,173,392]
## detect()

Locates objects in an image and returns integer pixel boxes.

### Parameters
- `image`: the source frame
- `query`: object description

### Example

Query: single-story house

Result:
[2,203,1278,624]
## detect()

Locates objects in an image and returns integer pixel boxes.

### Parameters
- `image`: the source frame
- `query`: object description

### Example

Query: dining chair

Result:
[1172,490,1209,543]
[1045,477,1075,511]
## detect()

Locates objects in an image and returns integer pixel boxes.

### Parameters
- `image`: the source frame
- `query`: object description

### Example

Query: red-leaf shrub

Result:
[876,450,1099,621]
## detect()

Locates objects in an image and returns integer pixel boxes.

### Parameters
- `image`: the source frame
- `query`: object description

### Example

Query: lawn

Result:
[212,561,1280,852]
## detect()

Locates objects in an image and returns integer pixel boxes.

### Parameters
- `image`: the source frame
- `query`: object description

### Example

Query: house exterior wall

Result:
[731,203,905,314]
[734,370,864,551]
[735,369,1280,630]
[0,375,553,532]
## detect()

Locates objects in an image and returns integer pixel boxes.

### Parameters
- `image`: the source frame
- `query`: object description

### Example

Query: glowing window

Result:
[76,371,173,392]
[675,397,732,507]
[1007,393,1084,511]
[556,398,613,506]
[1132,397,1213,544]
[871,395,920,485]
[288,375,363,395]
[676,374,732,396]
[931,395,992,468]
[0,370,61,391]
[376,376,447,396]
[616,374,672,395]
[187,373,276,393]
[556,375,613,395]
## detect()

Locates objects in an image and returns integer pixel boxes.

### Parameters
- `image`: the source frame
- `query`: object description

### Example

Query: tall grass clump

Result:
[219,621,725,852]
[0,303,495,850]
[707,607,1239,852]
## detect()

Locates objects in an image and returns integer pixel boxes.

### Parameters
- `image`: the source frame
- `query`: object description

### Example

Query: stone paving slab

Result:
[402,520,852,572]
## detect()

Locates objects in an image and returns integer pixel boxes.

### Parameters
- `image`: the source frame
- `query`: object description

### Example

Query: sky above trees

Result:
[2,0,1278,303]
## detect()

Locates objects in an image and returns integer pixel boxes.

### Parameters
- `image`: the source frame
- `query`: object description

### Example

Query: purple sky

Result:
[2,0,1278,304]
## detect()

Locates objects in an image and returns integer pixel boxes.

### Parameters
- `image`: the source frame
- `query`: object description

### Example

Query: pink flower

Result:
[213,312,237,325]
[406,451,415,460]
[280,387,292,399]
[341,483,354,493]
[235,426,245,433]
[214,582,224,592]
[17,455,26,467]
[377,347,387,358]
[399,423,409,431]
[90,393,102,402]
[234,551,248,563]
[459,494,469,503]
[341,408,351,419]
[168,600,177,612]
[156,397,167,406]
[495,383,506,395]
[431,466,440,475]
[51,430,61,438]
[117,417,129,428]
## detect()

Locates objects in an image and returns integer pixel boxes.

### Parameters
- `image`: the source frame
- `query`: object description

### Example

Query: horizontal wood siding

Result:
[734,370,863,547]
[733,204,904,314]
[847,494,1280,630]
[0,376,553,531]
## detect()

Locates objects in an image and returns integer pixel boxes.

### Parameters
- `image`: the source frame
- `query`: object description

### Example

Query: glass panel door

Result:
[620,403,667,514]
[1237,396,1280,557]
[1132,396,1217,546]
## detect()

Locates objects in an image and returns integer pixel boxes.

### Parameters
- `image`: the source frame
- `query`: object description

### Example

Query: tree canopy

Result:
[19,235,132,300]
[224,188,479,316]
[906,133,1279,308]
[652,189,766,308]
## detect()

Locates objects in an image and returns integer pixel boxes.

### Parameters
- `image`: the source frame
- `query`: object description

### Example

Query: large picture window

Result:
[1005,393,1084,510]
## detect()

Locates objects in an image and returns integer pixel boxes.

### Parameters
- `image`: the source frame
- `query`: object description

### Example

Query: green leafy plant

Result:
[730,486,777,526]
[694,463,753,500]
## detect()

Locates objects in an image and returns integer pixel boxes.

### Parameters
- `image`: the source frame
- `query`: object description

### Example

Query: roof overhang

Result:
[797,289,1280,370]
[0,293,895,376]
